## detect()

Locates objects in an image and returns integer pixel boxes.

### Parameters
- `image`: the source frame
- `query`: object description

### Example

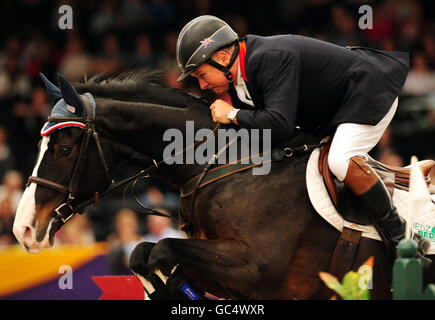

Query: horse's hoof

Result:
[129,242,155,275]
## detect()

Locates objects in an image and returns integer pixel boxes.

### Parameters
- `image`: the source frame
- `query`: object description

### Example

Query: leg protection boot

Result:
[165,267,208,300]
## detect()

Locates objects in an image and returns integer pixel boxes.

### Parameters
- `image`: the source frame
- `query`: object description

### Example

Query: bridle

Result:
[26,94,221,226]
[26,94,161,225]
[27,94,110,224]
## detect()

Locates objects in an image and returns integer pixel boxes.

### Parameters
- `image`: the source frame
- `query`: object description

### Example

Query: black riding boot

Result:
[344,156,431,268]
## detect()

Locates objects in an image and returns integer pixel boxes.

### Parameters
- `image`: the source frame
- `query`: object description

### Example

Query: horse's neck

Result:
[96,98,214,186]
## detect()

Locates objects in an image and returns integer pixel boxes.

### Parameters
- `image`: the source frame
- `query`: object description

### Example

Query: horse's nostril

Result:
[23,226,33,244]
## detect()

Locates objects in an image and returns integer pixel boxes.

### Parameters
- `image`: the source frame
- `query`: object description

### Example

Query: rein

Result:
[126,124,222,223]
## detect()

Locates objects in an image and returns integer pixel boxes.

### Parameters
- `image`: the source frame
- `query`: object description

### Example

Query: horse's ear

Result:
[57,73,86,116]
[40,73,62,106]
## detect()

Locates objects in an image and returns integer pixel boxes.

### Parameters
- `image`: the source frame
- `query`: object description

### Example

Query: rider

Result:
[175,15,431,265]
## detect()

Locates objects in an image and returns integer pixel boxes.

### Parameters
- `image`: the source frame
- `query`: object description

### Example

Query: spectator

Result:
[91,34,123,74]
[0,36,21,70]
[402,52,435,96]
[89,0,117,36]
[126,33,157,69]
[11,86,49,176]
[0,54,31,99]
[140,186,164,208]
[107,208,144,274]
[363,3,393,44]
[117,0,145,29]
[58,35,91,82]
[0,126,15,181]
[146,0,175,28]
[328,4,362,47]
[394,0,422,51]
[142,208,185,243]
[25,38,60,84]
[158,31,179,72]
[0,170,23,245]
[55,214,95,245]
[138,185,180,218]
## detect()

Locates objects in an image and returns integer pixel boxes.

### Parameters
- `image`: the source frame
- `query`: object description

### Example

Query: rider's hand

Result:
[210,99,234,124]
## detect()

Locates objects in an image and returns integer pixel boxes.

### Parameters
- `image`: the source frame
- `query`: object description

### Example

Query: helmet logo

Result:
[200,37,215,48]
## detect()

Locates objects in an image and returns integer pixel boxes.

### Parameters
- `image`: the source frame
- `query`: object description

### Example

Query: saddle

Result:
[314,145,435,298]
[318,144,435,225]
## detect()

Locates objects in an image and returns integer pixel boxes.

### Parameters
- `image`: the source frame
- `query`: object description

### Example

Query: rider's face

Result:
[191,63,229,95]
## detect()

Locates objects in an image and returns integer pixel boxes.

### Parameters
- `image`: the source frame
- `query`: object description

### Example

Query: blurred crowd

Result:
[0,0,434,266]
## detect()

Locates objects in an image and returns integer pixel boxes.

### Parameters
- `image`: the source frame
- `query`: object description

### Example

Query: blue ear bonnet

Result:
[40,92,96,136]
[39,72,96,136]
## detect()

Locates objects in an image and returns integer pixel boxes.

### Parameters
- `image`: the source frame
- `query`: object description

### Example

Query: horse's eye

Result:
[59,145,73,157]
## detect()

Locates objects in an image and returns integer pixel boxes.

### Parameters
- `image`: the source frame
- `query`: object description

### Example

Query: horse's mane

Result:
[73,69,209,108]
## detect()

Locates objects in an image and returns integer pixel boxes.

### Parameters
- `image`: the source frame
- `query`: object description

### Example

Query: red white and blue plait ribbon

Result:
[40,121,86,136]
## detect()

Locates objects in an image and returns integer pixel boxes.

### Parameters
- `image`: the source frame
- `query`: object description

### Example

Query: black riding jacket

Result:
[232,34,409,142]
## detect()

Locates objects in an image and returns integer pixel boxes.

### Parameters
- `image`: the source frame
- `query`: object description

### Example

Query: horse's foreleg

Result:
[129,238,267,299]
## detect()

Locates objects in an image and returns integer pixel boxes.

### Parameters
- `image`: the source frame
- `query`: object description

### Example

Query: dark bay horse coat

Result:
[232,34,410,142]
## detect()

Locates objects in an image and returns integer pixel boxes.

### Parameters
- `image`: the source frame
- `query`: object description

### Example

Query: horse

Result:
[12,70,435,299]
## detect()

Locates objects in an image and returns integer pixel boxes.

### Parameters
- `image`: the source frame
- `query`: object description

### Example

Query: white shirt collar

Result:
[235,60,254,107]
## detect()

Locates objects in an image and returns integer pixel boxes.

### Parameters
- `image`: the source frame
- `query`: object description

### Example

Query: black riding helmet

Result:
[176,15,239,82]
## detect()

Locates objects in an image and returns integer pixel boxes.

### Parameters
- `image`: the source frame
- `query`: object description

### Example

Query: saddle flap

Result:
[318,146,371,226]
[318,144,339,206]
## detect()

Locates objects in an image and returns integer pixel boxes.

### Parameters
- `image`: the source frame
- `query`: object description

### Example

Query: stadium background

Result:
[0,0,434,299]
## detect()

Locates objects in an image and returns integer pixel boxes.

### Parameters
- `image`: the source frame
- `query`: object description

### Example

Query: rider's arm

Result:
[235,50,300,143]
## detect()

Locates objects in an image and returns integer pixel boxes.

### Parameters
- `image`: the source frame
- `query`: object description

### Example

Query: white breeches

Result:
[328,97,399,181]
